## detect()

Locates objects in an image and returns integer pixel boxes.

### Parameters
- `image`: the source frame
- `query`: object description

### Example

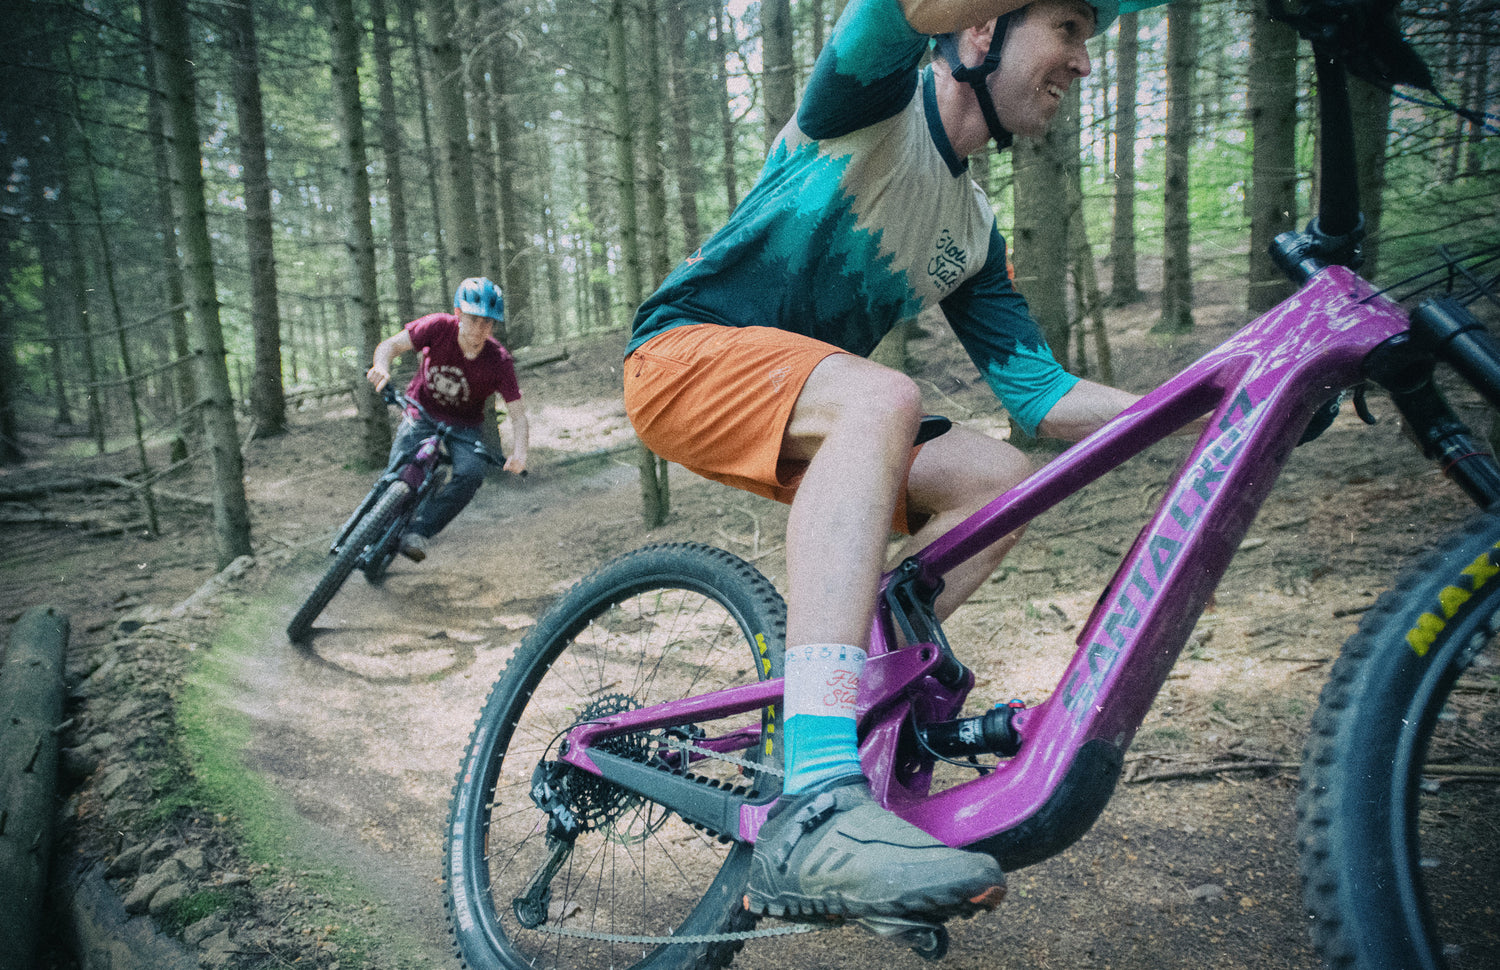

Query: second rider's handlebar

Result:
[380,385,522,474]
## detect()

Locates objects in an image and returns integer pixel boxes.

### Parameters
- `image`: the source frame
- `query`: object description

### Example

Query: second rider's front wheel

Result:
[1297,509,1500,970]
[443,542,787,970]
[286,481,410,643]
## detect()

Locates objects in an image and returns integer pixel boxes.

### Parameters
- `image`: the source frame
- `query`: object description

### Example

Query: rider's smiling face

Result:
[989,0,1094,139]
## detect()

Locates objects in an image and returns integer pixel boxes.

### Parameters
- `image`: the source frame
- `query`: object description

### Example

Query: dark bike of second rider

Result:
[366,277,530,562]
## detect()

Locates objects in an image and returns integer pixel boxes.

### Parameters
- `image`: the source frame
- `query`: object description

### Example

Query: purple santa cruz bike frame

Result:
[559,264,1412,871]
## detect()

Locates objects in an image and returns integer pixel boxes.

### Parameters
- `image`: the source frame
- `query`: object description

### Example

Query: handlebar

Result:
[381,385,516,472]
[1265,0,1434,282]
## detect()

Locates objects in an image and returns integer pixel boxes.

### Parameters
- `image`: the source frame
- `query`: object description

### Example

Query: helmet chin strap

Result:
[933,13,1016,151]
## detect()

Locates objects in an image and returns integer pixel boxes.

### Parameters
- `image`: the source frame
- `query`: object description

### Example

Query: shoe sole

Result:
[742,881,1006,922]
[400,546,426,563]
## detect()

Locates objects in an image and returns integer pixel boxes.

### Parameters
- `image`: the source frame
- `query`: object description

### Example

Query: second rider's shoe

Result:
[744,775,1006,922]
[399,533,428,562]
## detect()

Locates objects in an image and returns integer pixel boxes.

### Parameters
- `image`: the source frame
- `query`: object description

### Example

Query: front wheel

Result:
[287,481,411,642]
[443,543,786,970]
[1297,510,1500,970]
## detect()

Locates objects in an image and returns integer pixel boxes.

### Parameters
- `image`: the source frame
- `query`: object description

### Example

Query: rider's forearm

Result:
[367,331,412,389]
[507,410,529,459]
[1034,380,1139,442]
[901,0,1033,34]
[372,338,400,373]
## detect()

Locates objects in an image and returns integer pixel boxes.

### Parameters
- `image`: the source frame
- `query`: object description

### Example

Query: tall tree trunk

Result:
[65,39,162,534]
[61,190,107,454]
[1246,7,1298,314]
[1065,87,1112,386]
[1156,0,1198,334]
[643,0,671,286]
[1108,11,1142,305]
[579,76,615,333]
[465,0,502,281]
[399,0,450,302]
[14,9,74,438]
[487,22,536,349]
[36,223,74,429]
[425,0,482,284]
[1011,93,1075,443]
[713,6,740,212]
[0,301,19,464]
[762,0,795,150]
[667,0,702,252]
[329,0,391,467]
[371,0,417,322]
[226,0,287,437]
[1012,131,1073,363]
[141,0,195,462]
[610,0,669,528]
[1349,77,1392,281]
[538,144,564,341]
[0,11,36,464]
[147,0,254,567]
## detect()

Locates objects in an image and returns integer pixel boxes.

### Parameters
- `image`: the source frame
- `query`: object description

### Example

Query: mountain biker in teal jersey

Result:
[625,0,1165,928]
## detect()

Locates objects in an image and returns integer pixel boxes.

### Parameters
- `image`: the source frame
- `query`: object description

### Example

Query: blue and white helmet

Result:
[454,276,505,321]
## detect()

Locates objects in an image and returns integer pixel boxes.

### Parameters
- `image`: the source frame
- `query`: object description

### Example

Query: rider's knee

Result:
[852,369,923,433]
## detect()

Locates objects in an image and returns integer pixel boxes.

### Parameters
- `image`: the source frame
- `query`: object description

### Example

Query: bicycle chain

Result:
[531,735,805,947]
[662,735,785,778]
[534,920,821,945]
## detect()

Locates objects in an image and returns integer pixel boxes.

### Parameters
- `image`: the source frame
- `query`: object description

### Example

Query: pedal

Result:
[852,914,950,960]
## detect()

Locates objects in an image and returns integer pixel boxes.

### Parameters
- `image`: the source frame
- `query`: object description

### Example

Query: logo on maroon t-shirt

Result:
[425,364,471,408]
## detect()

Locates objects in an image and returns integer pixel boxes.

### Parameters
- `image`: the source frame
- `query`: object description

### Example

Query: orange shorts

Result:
[624,324,922,533]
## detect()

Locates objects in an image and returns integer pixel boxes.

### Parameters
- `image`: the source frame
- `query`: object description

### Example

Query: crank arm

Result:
[853,914,950,961]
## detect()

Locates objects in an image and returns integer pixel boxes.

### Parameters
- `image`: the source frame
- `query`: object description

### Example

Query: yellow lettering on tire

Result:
[1404,545,1500,657]
[1407,612,1446,657]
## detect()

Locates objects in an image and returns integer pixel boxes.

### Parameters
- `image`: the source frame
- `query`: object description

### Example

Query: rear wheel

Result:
[1297,510,1500,969]
[287,481,410,642]
[443,543,786,970]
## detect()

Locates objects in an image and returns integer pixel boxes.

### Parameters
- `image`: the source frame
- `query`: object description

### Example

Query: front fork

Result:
[1366,298,1500,508]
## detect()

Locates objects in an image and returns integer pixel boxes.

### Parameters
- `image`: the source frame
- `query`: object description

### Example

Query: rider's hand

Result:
[367,365,390,391]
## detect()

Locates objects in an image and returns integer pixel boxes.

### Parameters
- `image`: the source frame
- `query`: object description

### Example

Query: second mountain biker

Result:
[366,276,530,562]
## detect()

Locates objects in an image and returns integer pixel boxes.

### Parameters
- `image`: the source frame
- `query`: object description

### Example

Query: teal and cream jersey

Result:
[627,0,1078,435]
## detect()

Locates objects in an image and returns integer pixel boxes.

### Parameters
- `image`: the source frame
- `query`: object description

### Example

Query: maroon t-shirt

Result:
[402,313,521,428]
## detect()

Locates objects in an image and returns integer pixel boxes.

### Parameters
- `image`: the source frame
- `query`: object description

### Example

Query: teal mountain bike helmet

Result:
[454,276,505,321]
[933,0,1167,150]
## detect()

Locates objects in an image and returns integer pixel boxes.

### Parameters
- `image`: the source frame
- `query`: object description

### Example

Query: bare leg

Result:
[900,426,1035,619]
[747,356,1008,919]
[780,354,922,649]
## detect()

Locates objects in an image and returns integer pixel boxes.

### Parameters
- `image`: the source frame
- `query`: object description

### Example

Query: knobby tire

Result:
[444,543,787,970]
[1297,509,1500,970]
[286,481,411,643]
[365,469,443,583]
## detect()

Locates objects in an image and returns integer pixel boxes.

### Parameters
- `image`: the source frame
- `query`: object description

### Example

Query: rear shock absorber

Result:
[915,700,1024,759]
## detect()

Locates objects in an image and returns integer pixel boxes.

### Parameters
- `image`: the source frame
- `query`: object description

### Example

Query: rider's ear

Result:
[967,19,996,57]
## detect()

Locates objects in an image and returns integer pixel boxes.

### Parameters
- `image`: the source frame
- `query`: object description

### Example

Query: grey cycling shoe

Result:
[744,775,1006,921]
[398,532,428,562]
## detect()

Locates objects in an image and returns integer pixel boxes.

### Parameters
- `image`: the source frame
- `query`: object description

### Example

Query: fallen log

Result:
[0,605,69,970]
